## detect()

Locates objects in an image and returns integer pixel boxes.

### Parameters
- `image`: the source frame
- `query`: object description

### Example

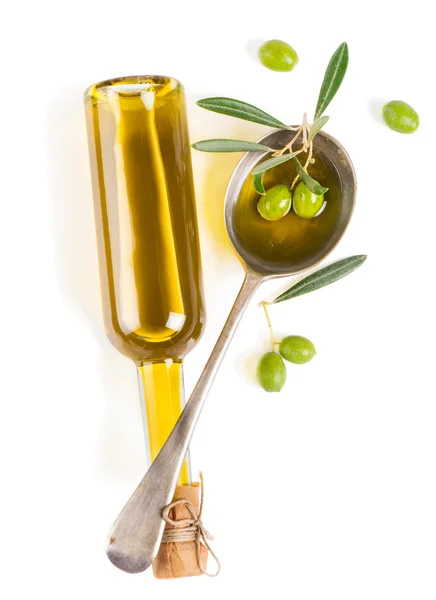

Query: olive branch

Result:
[192,42,348,196]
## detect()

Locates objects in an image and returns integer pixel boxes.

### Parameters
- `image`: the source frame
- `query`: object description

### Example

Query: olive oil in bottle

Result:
[85,76,205,484]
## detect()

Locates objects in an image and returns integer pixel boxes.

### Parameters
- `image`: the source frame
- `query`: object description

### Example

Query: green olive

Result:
[279,336,316,364]
[382,100,419,134]
[258,40,299,72]
[257,184,291,221]
[257,352,287,392]
[293,181,325,219]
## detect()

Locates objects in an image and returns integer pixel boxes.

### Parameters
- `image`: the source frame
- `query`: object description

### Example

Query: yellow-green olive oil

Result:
[85,76,205,364]
[234,153,341,265]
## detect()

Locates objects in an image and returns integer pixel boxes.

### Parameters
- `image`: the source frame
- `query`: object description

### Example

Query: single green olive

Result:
[293,181,325,219]
[258,39,299,72]
[279,336,316,364]
[257,352,287,392]
[382,100,419,134]
[257,184,292,221]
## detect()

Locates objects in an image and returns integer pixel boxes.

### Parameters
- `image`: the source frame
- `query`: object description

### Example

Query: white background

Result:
[1,1,435,598]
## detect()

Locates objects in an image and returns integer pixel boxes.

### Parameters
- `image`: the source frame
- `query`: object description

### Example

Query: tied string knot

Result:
[161,473,220,577]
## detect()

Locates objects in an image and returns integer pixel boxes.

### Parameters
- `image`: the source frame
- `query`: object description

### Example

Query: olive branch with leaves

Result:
[192,42,349,196]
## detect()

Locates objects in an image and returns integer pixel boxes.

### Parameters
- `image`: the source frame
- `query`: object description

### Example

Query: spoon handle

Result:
[107,270,262,574]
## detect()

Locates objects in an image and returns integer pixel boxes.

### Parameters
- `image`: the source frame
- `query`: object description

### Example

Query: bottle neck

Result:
[137,359,191,485]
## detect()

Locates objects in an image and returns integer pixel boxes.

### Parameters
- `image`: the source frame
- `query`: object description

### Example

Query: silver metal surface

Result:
[106,129,357,574]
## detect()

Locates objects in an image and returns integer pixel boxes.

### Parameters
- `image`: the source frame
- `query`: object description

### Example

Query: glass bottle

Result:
[84,76,205,484]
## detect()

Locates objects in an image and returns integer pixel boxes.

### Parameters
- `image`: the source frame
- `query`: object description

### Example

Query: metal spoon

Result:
[106,128,356,574]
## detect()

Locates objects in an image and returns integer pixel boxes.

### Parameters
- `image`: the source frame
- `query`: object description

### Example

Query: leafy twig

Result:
[253,172,266,195]
[252,151,302,175]
[271,255,367,304]
[308,116,330,143]
[196,97,289,129]
[291,140,314,191]
[292,157,328,195]
[314,42,349,120]
[192,139,273,153]
[193,43,349,194]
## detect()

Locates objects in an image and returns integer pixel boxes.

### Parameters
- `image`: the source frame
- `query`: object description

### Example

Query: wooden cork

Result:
[152,483,209,579]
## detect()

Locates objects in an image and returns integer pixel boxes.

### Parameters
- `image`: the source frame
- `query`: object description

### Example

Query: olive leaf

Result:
[308,115,330,143]
[292,157,329,194]
[314,42,349,120]
[252,151,300,175]
[192,139,273,153]
[273,255,367,303]
[252,172,266,195]
[197,97,288,129]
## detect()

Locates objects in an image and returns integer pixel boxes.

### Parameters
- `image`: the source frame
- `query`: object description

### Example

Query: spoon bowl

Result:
[225,128,356,276]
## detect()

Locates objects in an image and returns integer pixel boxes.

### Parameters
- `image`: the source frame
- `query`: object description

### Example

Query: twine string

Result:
[161,473,220,577]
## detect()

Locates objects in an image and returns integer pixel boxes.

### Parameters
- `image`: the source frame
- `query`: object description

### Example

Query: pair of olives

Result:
[257,336,316,392]
[257,182,325,221]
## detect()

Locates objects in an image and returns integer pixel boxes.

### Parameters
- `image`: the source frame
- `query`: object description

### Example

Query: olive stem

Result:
[302,113,308,152]
[262,302,276,352]
[269,114,320,192]
[273,124,303,157]
[291,139,313,191]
